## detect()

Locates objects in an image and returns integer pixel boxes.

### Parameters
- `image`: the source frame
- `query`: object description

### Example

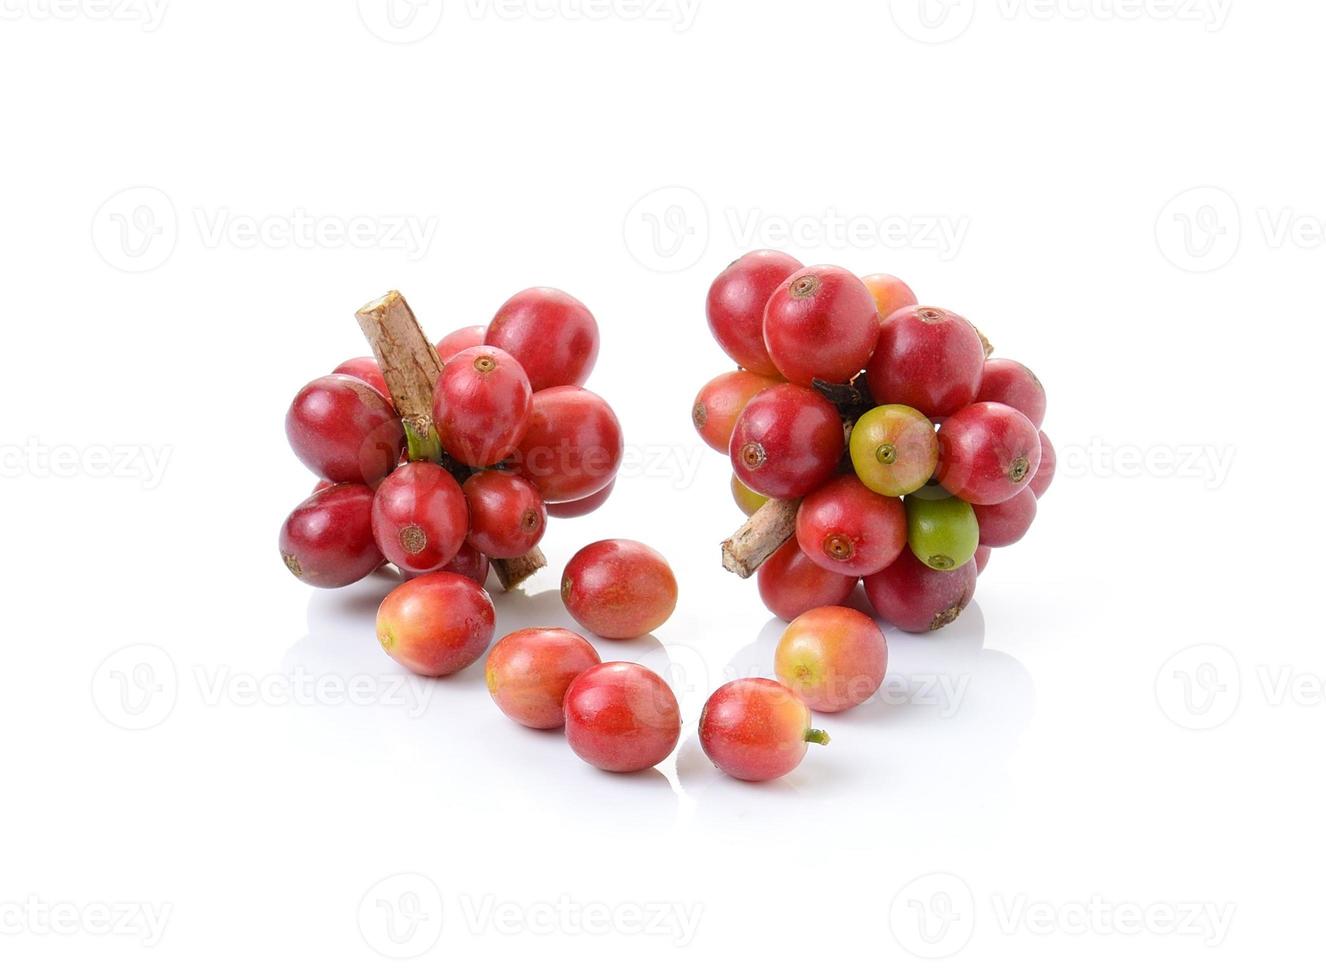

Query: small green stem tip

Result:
[405,421,443,463]
[805,729,831,746]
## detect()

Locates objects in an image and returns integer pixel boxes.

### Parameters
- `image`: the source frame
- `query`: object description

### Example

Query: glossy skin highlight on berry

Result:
[279,484,382,588]
[485,628,600,730]
[763,265,880,386]
[795,474,907,577]
[692,370,781,454]
[561,540,678,640]
[977,358,1047,429]
[563,662,682,773]
[774,606,888,713]
[757,538,857,622]
[706,250,801,377]
[286,375,404,485]
[849,404,939,497]
[376,572,496,677]
[463,470,546,559]
[905,493,980,571]
[699,679,829,782]
[861,272,918,320]
[486,287,599,391]
[866,306,986,420]
[729,384,844,499]
[433,345,532,468]
[370,462,468,573]
[936,402,1042,505]
[864,549,977,633]
[511,386,624,503]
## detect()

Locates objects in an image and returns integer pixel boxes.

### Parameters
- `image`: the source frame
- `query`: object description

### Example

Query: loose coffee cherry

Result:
[286,375,404,485]
[546,479,615,518]
[563,662,681,773]
[973,489,1037,547]
[333,357,392,403]
[757,538,857,622]
[795,474,907,577]
[463,470,546,559]
[435,324,487,364]
[936,402,1042,505]
[1030,431,1056,498]
[774,606,888,713]
[370,462,468,573]
[699,679,829,782]
[511,386,624,503]
[905,493,980,571]
[485,628,601,730]
[863,549,976,633]
[729,384,843,499]
[433,345,533,468]
[731,475,768,517]
[849,404,939,497]
[763,265,880,386]
[376,572,495,677]
[866,306,986,419]
[279,484,382,588]
[861,272,918,320]
[977,358,1047,429]
[486,287,599,391]
[692,370,780,454]
[561,540,678,640]
[706,249,800,377]
[974,545,992,575]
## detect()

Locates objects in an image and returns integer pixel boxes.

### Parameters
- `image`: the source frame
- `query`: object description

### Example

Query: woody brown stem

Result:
[721,498,800,578]
[355,290,546,590]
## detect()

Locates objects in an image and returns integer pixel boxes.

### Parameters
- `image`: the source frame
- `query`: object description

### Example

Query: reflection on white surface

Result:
[278,570,1035,841]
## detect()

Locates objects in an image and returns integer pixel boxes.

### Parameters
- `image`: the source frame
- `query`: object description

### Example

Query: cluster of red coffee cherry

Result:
[278,287,627,671]
[688,251,1056,781]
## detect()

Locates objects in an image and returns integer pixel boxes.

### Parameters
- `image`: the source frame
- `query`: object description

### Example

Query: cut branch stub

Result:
[721,497,800,578]
[355,289,546,591]
[356,291,445,448]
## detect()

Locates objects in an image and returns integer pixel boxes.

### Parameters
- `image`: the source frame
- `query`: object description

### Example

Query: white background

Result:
[1,0,1321,974]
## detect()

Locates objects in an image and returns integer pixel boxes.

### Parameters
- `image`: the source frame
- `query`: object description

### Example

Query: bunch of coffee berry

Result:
[695,251,1055,633]
[279,287,625,677]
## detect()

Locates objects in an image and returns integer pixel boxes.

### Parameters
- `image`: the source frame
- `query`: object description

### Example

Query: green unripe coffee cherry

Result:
[905,493,979,572]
